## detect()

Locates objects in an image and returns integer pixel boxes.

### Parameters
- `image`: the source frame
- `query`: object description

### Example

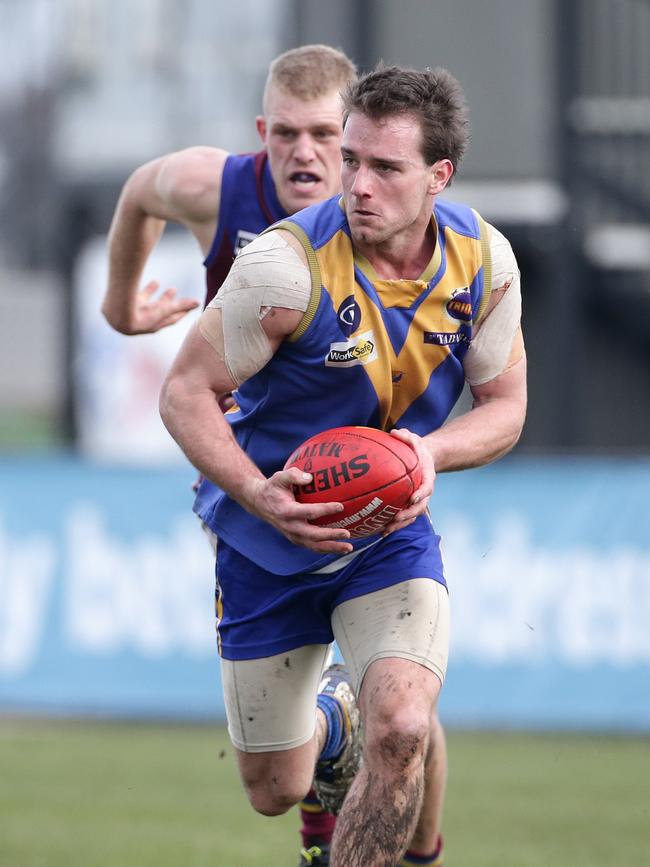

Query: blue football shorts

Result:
[214,514,446,661]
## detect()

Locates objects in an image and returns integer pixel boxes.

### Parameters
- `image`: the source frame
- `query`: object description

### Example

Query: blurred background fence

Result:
[1,0,649,730]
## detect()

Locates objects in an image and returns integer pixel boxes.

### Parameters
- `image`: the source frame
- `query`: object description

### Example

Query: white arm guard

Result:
[199,232,311,386]
[464,225,522,386]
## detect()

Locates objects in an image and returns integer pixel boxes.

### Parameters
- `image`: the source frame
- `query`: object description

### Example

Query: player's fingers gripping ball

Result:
[283,426,422,538]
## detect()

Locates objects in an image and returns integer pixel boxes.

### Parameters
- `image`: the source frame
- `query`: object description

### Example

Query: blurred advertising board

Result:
[1,456,649,730]
[73,233,205,464]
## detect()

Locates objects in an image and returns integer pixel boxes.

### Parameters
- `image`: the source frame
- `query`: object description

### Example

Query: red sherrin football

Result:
[283,426,423,538]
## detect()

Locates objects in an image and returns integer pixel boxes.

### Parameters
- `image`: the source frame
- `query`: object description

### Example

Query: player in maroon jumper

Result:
[102,45,356,336]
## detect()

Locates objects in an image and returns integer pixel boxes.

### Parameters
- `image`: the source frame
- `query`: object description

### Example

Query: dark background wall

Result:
[287,0,650,453]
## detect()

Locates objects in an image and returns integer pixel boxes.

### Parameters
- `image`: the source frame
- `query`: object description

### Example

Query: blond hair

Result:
[263,44,357,110]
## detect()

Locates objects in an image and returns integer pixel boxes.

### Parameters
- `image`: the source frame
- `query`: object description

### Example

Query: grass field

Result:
[0,410,61,449]
[0,720,648,867]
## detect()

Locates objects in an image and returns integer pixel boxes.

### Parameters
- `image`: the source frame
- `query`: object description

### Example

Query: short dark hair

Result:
[342,65,470,174]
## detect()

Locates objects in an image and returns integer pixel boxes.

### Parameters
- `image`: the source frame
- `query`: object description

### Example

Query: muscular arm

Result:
[424,224,527,472]
[423,340,527,472]
[102,146,228,334]
[159,312,288,503]
[159,231,353,554]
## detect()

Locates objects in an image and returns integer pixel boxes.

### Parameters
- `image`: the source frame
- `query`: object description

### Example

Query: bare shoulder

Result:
[156,146,230,223]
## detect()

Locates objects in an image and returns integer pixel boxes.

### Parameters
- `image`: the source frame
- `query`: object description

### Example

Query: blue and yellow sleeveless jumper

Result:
[194,195,491,575]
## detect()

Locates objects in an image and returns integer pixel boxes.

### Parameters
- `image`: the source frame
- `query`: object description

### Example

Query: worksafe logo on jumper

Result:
[446,288,473,322]
[325,329,378,368]
[336,294,362,337]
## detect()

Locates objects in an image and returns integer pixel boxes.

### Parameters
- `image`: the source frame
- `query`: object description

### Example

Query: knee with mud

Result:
[365,711,430,775]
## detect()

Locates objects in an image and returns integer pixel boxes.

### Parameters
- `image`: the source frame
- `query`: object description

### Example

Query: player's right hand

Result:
[109,280,200,334]
[243,469,353,554]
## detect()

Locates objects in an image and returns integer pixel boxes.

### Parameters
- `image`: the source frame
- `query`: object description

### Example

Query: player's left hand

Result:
[381,427,435,535]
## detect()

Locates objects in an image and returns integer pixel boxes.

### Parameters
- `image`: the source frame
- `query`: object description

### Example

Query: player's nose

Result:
[293,132,316,162]
[350,165,372,197]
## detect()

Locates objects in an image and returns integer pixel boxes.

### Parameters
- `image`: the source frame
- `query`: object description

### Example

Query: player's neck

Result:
[357,220,436,281]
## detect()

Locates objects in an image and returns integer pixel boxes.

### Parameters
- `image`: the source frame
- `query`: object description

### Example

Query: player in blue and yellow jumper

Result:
[161,65,527,867]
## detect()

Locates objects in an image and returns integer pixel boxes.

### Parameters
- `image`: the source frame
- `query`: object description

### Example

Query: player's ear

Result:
[428,159,454,195]
[256,116,267,144]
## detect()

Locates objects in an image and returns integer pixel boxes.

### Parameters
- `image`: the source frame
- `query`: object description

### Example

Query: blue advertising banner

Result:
[1,455,648,730]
